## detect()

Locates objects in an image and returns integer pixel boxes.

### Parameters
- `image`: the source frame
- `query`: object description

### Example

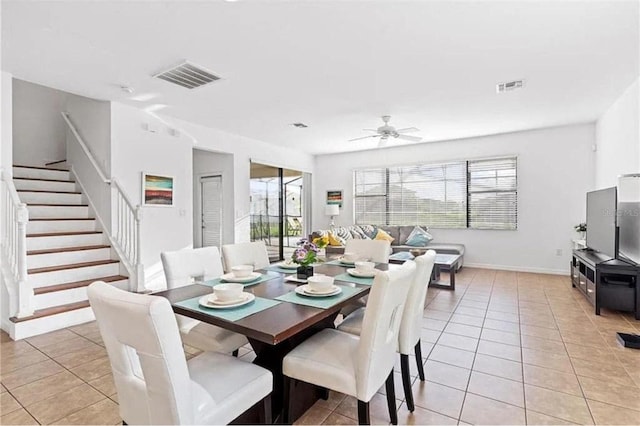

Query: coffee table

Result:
[431,253,462,291]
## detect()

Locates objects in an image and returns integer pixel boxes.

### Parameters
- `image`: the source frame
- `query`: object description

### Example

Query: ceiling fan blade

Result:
[395,127,420,133]
[396,134,423,142]
[349,134,381,142]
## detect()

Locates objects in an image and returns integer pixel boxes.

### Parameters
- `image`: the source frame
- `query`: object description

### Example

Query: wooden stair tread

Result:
[28,259,119,274]
[13,177,75,183]
[13,164,69,172]
[34,275,128,295]
[28,245,111,256]
[27,203,88,207]
[27,231,101,238]
[10,301,90,323]
[30,218,95,221]
[18,189,81,194]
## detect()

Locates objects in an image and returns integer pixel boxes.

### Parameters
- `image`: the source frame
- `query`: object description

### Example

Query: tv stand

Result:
[571,250,640,320]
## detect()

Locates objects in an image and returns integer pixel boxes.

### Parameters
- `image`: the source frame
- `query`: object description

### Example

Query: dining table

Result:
[154,259,391,424]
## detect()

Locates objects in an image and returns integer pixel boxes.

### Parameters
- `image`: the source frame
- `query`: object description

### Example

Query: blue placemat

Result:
[325,259,354,267]
[264,265,297,274]
[201,272,278,287]
[174,295,281,322]
[274,285,364,309]
[334,272,375,286]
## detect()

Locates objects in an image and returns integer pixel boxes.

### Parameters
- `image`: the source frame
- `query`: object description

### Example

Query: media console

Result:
[571,249,640,320]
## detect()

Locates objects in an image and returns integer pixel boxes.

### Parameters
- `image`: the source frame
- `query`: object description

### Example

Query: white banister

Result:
[1,169,34,318]
[63,113,145,292]
[61,112,110,184]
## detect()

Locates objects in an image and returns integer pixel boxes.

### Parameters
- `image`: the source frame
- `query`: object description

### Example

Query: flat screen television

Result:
[586,187,617,259]
[617,174,640,265]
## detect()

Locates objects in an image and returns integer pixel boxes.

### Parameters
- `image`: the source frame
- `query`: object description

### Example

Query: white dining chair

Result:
[161,246,248,355]
[222,241,270,272]
[87,281,273,425]
[344,239,391,263]
[338,250,436,412]
[282,260,417,425]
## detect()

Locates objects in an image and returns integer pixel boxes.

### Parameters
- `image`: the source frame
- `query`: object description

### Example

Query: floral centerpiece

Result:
[292,236,328,279]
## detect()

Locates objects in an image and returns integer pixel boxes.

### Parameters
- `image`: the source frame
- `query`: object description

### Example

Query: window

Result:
[468,157,517,230]
[354,157,517,230]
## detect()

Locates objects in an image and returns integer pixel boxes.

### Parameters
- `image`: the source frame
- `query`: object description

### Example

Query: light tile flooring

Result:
[2,268,639,425]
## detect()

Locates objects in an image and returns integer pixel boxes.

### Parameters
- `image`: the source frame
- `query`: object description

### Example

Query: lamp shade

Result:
[325,204,340,216]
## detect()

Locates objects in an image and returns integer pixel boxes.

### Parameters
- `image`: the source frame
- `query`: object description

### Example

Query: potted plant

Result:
[574,222,587,240]
[292,236,328,279]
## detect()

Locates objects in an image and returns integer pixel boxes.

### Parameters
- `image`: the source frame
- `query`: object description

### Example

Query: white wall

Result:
[110,103,193,290]
[158,114,315,244]
[12,79,68,166]
[1,72,13,174]
[313,124,596,274]
[193,149,235,248]
[66,94,111,174]
[595,77,640,189]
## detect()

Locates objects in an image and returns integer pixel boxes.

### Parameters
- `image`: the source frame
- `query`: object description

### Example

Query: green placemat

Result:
[325,259,354,267]
[334,272,375,286]
[265,265,297,274]
[175,295,281,322]
[201,272,278,287]
[275,285,364,309]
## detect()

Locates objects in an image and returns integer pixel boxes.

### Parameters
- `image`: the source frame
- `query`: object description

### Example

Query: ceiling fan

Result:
[349,116,423,146]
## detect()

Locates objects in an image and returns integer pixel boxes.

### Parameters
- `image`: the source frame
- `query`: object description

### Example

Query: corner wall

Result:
[313,124,596,274]
[595,77,640,189]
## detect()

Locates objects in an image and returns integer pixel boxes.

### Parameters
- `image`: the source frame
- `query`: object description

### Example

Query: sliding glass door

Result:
[250,162,304,261]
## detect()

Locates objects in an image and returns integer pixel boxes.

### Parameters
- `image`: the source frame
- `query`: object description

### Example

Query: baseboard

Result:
[464,262,570,276]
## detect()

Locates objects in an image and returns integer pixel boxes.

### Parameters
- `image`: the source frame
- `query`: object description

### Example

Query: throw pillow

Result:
[374,228,395,243]
[349,226,370,239]
[405,226,433,247]
[334,227,353,241]
[327,232,345,246]
[359,225,378,239]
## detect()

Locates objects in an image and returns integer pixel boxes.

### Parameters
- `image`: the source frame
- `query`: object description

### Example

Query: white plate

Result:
[220,272,262,283]
[346,268,376,278]
[277,261,299,270]
[339,258,356,266]
[295,285,342,298]
[199,293,255,309]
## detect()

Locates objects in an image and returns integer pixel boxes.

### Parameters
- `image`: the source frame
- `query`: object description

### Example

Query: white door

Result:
[201,175,223,248]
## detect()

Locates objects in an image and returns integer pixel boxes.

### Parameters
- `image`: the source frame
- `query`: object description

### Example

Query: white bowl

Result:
[231,264,254,278]
[307,275,335,292]
[355,261,375,274]
[342,252,359,262]
[213,283,244,302]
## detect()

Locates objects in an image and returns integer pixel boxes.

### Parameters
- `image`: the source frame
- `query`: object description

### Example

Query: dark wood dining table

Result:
[154,261,389,423]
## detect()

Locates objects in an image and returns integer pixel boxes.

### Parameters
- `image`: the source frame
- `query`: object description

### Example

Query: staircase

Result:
[8,164,128,338]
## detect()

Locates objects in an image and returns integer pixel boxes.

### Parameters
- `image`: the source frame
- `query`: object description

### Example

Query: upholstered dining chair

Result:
[282,260,417,425]
[221,241,270,272]
[87,281,273,425]
[338,250,436,412]
[344,239,391,263]
[161,246,247,354]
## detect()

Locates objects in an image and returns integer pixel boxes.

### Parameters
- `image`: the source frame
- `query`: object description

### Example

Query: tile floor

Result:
[1,268,639,425]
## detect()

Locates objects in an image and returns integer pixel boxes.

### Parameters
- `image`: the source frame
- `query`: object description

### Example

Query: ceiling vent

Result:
[153,61,221,89]
[496,79,525,93]
[292,122,308,128]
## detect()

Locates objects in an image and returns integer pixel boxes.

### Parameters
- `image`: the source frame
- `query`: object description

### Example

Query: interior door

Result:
[201,175,223,248]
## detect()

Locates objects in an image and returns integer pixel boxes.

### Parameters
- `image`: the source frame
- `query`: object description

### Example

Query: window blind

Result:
[354,162,467,228]
[468,157,517,230]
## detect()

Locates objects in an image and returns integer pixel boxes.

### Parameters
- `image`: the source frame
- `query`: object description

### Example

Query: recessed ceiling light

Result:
[292,123,308,128]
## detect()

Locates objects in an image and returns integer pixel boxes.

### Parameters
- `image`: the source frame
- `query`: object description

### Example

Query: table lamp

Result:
[325,204,340,229]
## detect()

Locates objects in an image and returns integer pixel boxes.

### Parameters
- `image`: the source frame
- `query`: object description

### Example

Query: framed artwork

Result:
[142,173,174,206]
[326,190,343,207]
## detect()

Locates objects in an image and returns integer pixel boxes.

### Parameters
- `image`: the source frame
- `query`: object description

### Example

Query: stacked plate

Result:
[277,261,299,270]
[198,292,255,309]
[295,284,342,298]
[220,272,262,283]
[346,268,376,278]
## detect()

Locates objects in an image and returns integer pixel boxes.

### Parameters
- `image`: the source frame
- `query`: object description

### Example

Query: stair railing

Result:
[62,112,145,292]
[0,169,33,318]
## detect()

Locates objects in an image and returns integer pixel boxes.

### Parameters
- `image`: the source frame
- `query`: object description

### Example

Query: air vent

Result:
[496,79,525,93]
[153,61,221,89]
[292,123,308,128]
